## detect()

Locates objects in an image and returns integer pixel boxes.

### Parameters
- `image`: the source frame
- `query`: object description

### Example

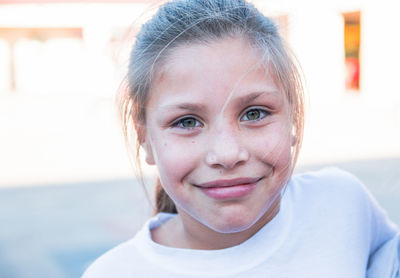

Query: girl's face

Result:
[143,36,293,237]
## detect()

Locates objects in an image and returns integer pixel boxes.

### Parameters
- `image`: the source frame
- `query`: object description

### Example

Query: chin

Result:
[212,224,253,234]
[205,210,262,234]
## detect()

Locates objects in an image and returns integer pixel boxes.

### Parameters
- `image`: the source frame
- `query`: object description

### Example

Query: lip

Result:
[196,177,263,200]
[197,177,262,188]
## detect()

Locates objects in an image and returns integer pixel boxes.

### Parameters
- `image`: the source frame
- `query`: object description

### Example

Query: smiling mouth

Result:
[195,176,264,200]
[196,176,264,188]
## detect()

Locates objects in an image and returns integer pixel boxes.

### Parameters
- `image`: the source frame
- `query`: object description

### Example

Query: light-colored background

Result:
[0,0,399,277]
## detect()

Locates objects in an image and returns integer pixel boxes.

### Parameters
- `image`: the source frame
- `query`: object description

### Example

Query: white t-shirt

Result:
[367,233,400,278]
[83,168,398,278]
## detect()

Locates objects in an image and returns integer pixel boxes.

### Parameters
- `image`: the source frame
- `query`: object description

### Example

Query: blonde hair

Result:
[119,0,304,214]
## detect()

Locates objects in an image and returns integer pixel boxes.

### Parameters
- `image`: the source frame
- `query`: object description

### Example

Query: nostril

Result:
[205,148,250,170]
[205,130,250,169]
[238,148,250,162]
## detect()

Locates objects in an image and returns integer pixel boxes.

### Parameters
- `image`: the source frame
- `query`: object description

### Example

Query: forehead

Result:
[148,36,283,108]
[158,37,270,81]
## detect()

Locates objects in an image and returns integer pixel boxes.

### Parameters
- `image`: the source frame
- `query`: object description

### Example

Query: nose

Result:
[205,125,249,169]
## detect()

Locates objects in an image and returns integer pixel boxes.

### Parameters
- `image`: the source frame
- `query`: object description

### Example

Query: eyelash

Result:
[170,107,271,129]
[171,116,202,129]
[240,107,270,122]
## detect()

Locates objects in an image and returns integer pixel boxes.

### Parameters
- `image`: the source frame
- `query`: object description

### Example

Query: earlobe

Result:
[137,125,155,165]
[142,141,155,165]
[291,133,297,147]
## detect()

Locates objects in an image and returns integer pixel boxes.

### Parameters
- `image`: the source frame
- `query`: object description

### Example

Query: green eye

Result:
[172,117,201,129]
[181,118,197,128]
[241,108,269,121]
[246,110,260,120]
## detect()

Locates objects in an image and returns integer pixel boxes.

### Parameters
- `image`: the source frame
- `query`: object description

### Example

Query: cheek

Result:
[151,134,201,184]
[250,124,292,168]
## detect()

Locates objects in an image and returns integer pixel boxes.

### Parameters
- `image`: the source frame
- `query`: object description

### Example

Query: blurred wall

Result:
[0,0,399,186]
[256,0,400,163]
[0,2,153,96]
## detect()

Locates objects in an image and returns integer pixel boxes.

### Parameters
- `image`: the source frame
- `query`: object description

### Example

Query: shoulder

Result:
[82,237,139,278]
[288,167,397,251]
[292,167,362,187]
[289,167,369,203]
[82,213,176,278]
[287,167,391,231]
[367,232,400,278]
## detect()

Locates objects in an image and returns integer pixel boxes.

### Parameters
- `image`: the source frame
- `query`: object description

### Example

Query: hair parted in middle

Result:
[119,0,304,214]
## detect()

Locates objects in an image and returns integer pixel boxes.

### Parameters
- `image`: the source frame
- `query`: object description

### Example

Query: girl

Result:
[83,0,398,277]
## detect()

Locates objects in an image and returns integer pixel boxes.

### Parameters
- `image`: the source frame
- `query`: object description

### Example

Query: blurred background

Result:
[0,0,399,277]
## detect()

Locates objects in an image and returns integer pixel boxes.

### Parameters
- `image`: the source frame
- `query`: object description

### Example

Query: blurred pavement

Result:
[0,158,399,278]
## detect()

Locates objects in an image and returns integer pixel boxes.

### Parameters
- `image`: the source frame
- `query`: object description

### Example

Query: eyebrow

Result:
[159,102,207,113]
[235,91,278,105]
[158,90,279,112]
[226,90,281,112]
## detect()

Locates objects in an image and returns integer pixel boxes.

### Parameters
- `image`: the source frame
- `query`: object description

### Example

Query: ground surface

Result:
[0,157,399,278]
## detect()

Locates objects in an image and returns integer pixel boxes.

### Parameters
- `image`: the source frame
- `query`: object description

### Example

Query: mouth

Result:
[196,176,264,188]
[195,176,264,200]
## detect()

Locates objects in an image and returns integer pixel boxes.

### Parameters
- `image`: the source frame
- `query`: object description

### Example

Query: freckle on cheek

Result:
[191,141,195,144]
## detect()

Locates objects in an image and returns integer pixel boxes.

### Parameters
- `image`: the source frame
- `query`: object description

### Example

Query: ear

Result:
[142,140,155,165]
[291,133,297,147]
[137,125,155,165]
